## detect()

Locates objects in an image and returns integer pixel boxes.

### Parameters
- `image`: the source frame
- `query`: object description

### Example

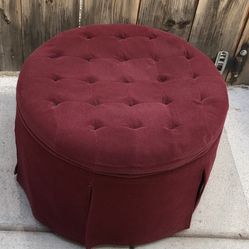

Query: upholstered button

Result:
[49,52,61,58]
[122,76,133,83]
[200,94,207,102]
[52,75,62,81]
[148,33,157,39]
[85,76,97,83]
[126,98,139,106]
[50,99,61,106]
[82,32,94,39]
[83,54,95,61]
[193,95,206,104]
[157,75,168,82]
[167,122,179,130]
[90,120,104,130]
[185,51,193,60]
[192,72,199,79]
[152,55,159,62]
[162,96,172,105]
[128,120,143,129]
[89,98,101,106]
[116,33,128,39]
[118,55,129,62]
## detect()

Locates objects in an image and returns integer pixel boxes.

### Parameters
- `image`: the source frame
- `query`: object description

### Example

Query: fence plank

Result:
[0,0,22,71]
[21,0,80,61]
[189,0,249,59]
[136,0,199,40]
[81,0,140,25]
[227,14,249,85]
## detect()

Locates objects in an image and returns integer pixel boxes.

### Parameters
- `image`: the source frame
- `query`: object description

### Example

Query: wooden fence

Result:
[0,0,249,84]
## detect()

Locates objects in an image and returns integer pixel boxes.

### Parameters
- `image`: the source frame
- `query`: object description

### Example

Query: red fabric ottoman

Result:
[15,24,228,248]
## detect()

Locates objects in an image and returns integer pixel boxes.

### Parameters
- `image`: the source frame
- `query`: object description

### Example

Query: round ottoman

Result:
[15,24,228,248]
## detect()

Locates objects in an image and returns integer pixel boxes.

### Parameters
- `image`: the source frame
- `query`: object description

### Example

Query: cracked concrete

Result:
[0,75,249,248]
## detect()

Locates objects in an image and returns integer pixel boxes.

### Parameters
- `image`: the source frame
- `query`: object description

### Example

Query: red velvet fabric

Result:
[15,24,228,248]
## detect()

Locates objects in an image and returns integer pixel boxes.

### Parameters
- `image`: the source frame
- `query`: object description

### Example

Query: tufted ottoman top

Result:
[17,24,228,175]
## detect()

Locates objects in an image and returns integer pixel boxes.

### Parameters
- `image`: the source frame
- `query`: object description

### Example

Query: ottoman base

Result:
[15,111,219,248]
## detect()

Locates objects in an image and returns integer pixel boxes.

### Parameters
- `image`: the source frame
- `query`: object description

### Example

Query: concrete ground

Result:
[0,75,249,249]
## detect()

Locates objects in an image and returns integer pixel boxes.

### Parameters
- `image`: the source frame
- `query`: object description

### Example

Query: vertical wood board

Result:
[21,0,80,60]
[81,0,140,25]
[189,0,249,59]
[137,0,199,40]
[0,0,22,70]
[227,13,249,85]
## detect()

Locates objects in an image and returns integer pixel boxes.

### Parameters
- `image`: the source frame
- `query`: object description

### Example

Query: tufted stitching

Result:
[128,120,143,129]
[89,98,101,106]
[151,55,159,62]
[162,96,172,105]
[200,93,207,102]
[82,32,95,39]
[49,52,62,58]
[52,75,62,81]
[116,32,128,39]
[122,76,133,83]
[83,54,95,61]
[126,97,140,106]
[192,72,199,79]
[167,122,179,130]
[17,25,228,174]
[157,75,168,82]
[185,50,194,60]
[118,55,130,62]
[90,120,104,130]
[85,76,97,84]
[148,33,158,39]
[50,98,61,106]
[193,93,207,104]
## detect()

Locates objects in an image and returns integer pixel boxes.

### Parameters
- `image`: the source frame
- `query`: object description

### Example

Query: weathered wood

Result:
[1,0,249,84]
[21,0,80,61]
[81,0,140,25]
[137,0,199,40]
[227,14,249,85]
[0,0,22,70]
[189,0,249,60]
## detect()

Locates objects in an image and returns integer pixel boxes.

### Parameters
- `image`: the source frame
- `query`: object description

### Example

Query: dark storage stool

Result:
[15,24,228,248]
